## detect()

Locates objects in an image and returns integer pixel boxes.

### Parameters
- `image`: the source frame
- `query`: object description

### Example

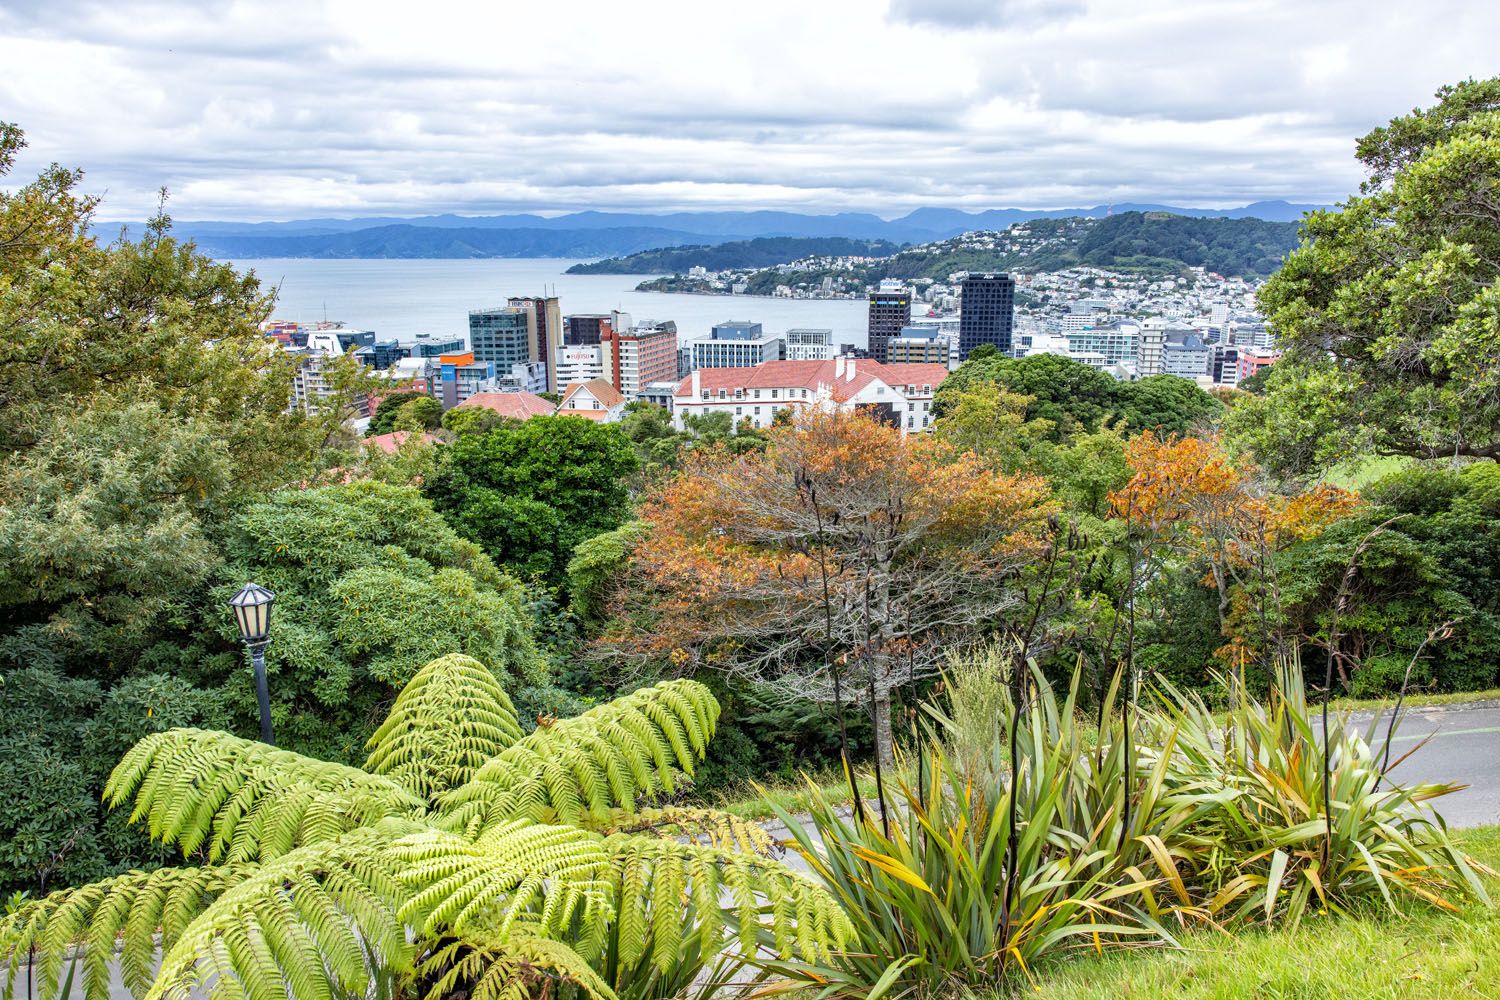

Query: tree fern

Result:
[6,659,848,1000]
[438,679,719,831]
[106,729,422,862]
[1,864,258,1000]
[417,933,617,1000]
[146,822,417,1000]
[584,806,776,856]
[364,653,524,803]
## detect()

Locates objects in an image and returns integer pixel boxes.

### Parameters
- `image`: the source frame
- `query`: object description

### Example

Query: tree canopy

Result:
[1228,77,1500,476]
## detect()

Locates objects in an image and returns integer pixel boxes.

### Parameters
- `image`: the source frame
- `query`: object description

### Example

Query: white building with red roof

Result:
[672,357,949,433]
[557,378,629,422]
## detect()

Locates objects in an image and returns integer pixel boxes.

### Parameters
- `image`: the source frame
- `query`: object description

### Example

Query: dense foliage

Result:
[425,416,639,584]
[1229,78,1500,476]
[935,352,1223,439]
[0,655,850,1000]
[766,652,1488,995]
[565,236,902,274]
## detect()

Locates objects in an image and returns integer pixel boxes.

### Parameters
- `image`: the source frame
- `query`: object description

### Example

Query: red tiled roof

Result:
[363,431,438,454]
[559,377,627,410]
[674,359,949,403]
[457,391,555,419]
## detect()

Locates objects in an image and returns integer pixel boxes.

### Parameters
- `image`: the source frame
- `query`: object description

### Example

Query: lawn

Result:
[974,825,1500,999]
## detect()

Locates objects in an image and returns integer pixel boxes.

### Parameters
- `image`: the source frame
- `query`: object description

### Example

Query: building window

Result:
[718,389,726,399]
[701,390,709,400]
[754,406,761,415]
[771,389,778,398]
[753,389,761,398]
[736,406,742,415]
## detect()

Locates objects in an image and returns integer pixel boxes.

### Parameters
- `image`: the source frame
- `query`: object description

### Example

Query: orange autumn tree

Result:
[1109,431,1360,668]
[598,407,1053,765]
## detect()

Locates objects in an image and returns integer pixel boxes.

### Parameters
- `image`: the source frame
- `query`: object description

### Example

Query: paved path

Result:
[1351,700,1500,828]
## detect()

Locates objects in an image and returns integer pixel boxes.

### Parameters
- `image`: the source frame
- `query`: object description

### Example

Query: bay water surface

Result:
[227,257,873,349]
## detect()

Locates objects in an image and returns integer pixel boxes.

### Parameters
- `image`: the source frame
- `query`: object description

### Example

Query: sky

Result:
[2,0,1497,222]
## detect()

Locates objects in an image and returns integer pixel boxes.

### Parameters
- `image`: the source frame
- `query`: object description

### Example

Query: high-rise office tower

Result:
[468,306,537,372]
[867,279,911,362]
[509,296,561,392]
[957,273,1015,359]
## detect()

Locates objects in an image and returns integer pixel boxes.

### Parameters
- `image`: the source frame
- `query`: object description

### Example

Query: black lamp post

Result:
[228,582,276,745]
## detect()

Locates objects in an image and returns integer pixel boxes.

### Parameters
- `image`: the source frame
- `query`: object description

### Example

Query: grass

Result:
[965,825,1500,1000]
[1329,687,1500,713]
[1320,454,1413,490]
[710,768,880,822]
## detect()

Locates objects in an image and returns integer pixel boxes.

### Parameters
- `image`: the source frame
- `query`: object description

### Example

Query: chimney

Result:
[834,356,845,378]
[846,358,856,382]
[691,369,700,396]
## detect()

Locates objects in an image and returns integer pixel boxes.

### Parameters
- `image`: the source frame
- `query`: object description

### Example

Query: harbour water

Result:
[227,257,873,349]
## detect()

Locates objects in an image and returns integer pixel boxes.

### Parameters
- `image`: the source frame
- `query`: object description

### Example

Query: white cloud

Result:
[1,0,1495,221]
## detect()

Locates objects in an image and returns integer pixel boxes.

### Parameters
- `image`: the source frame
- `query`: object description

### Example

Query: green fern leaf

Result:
[364,654,524,803]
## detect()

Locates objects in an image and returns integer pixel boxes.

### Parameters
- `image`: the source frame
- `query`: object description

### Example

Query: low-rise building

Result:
[557,378,628,422]
[436,351,497,408]
[671,357,949,434]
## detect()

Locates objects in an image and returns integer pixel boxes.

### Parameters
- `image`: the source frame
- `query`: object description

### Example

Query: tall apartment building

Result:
[685,321,785,370]
[468,307,537,373]
[508,296,562,391]
[1161,334,1210,380]
[1210,344,1240,387]
[603,321,678,398]
[1136,318,1167,377]
[957,273,1016,358]
[867,280,912,362]
[785,327,834,361]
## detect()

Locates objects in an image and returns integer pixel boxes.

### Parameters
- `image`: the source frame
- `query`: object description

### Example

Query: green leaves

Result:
[364,654,524,803]
[438,679,720,830]
[105,729,422,862]
[3,658,852,1000]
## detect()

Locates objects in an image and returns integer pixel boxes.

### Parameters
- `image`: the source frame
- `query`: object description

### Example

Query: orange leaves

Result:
[599,408,1057,671]
[1110,432,1360,554]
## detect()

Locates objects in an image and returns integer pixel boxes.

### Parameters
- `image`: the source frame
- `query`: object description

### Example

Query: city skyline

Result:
[3,0,1497,222]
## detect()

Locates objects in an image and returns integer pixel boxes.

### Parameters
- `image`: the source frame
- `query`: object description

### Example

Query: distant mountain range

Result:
[104,201,1327,259]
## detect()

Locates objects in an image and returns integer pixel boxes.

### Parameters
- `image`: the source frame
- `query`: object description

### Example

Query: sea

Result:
[226,257,874,350]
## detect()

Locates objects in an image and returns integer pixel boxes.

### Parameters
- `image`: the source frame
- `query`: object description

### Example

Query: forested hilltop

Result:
[637,211,1300,294]
[565,236,902,273]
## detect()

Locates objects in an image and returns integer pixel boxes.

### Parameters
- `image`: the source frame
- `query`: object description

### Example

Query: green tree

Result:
[1116,374,1223,437]
[0,655,849,1000]
[197,481,545,762]
[391,394,442,432]
[367,390,425,435]
[1229,79,1500,476]
[935,353,1120,441]
[427,417,639,584]
[931,383,1054,470]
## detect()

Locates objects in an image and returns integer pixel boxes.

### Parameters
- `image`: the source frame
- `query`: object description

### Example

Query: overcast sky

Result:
[2,0,1496,222]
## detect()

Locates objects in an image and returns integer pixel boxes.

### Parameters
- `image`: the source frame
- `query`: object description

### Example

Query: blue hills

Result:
[104,201,1327,259]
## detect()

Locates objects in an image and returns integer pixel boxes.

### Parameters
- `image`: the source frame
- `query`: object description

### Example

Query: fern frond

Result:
[602,835,854,972]
[390,821,614,954]
[145,821,418,1000]
[582,806,778,856]
[106,728,423,862]
[0,864,259,1000]
[437,680,719,831]
[417,932,617,1000]
[364,654,524,802]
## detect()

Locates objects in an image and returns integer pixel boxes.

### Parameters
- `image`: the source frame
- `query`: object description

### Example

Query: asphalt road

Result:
[1352,699,1500,828]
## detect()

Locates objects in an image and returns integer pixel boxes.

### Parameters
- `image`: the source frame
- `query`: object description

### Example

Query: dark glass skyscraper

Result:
[867,283,911,362]
[958,273,1015,358]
